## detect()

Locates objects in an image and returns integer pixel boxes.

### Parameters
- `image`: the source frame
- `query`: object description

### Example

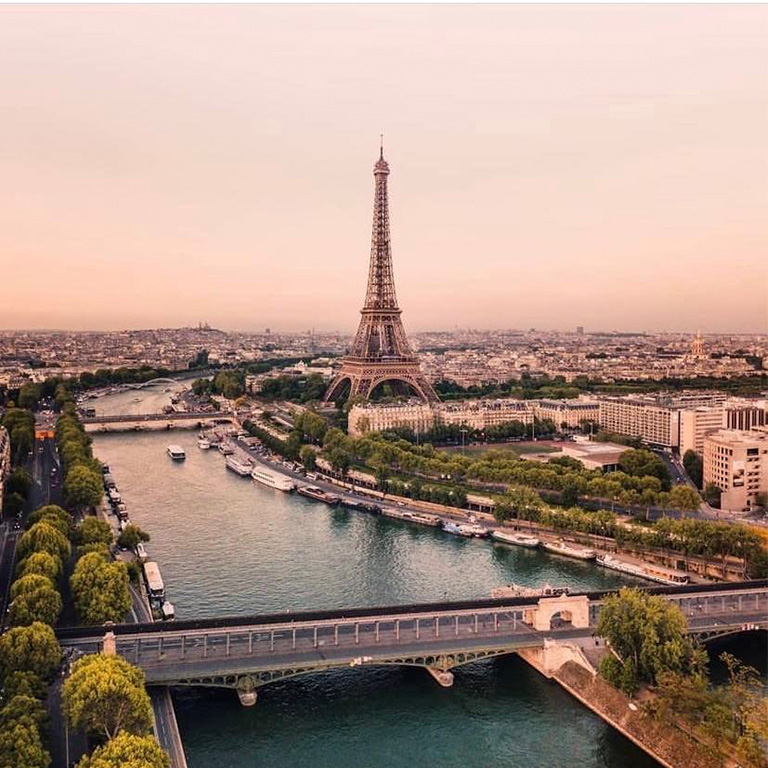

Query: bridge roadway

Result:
[57,581,767,702]
[81,411,233,427]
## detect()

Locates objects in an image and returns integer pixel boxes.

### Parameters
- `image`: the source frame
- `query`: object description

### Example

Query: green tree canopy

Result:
[64,465,104,511]
[0,697,50,768]
[0,622,61,681]
[617,449,671,490]
[596,588,704,696]
[70,554,131,625]
[77,732,169,768]
[26,505,73,537]
[16,552,62,582]
[10,575,55,601]
[0,671,47,700]
[682,450,703,489]
[5,467,33,499]
[116,525,150,552]
[63,654,153,740]
[9,585,63,628]
[16,522,71,563]
[75,517,114,548]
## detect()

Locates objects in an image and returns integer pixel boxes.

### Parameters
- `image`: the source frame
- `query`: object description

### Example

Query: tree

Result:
[704,483,722,508]
[3,492,25,518]
[5,468,32,499]
[16,522,71,562]
[682,450,703,489]
[116,525,150,552]
[0,622,61,680]
[63,654,153,740]
[299,445,317,471]
[75,518,114,548]
[10,575,55,600]
[596,588,704,696]
[70,553,131,625]
[77,732,169,768]
[16,552,62,582]
[668,485,702,512]
[26,506,72,537]
[9,585,63,627]
[0,671,47,700]
[618,449,671,490]
[0,714,50,768]
[64,465,104,511]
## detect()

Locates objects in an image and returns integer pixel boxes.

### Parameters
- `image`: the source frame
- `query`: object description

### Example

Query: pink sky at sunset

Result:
[0,5,766,333]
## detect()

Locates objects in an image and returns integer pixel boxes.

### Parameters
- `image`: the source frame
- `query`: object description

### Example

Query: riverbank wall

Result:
[521,653,724,768]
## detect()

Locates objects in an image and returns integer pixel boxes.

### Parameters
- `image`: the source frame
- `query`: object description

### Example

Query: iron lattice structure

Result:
[325,148,438,404]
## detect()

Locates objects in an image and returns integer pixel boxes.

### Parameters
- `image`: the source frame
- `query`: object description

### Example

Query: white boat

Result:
[225,456,253,477]
[491,530,541,548]
[442,521,488,538]
[542,539,596,561]
[167,445,186,461]
[198,437,211,450]
[218,442,234,456]
[597,554,689,585]
[491,582,570,599]
[251,466,296,492]
[382,508,441,527]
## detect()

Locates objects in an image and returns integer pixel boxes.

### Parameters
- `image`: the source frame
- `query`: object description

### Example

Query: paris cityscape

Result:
[1,5,767,768]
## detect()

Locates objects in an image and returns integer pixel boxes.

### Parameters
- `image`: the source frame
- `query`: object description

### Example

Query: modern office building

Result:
[703,429,768,512]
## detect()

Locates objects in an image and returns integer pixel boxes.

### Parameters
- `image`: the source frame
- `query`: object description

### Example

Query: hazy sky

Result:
[1,5,766,334]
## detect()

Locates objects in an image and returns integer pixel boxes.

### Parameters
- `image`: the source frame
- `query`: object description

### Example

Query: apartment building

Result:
[534,398,600,429]
[598,396,681,448]
[678,406,726,456]
[703,429,768,512]
[348,398,534,437]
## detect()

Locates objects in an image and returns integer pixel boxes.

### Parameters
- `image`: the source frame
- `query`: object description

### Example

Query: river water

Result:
[90,385,661,768]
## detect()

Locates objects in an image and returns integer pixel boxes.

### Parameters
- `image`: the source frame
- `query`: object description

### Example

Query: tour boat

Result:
[382,507,440,527]
[542,539,596,561]
[491,530,541,548]
[297,486,340,506]
[225,456,253,477]
[442,521,489,538]
[167,445,186,461]
[596,554,689,585]
[218,442,234,456]
[491,582,570,599]
[251,466,296,492]
[342,499,382,515]
[197,436,211,450]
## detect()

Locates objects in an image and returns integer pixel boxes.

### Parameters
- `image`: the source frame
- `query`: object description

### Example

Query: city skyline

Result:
[1,5,767,334]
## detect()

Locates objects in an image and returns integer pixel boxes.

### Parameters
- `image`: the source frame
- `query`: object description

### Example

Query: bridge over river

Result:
[81,411,234,432]
[57,581,767,705]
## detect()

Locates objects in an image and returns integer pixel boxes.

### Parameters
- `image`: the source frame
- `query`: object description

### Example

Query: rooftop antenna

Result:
[380,133,384,160]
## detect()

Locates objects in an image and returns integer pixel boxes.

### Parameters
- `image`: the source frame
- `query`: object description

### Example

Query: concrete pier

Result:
[426,668,455,688]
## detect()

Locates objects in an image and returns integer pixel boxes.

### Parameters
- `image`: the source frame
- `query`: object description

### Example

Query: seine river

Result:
[91,385,662,768]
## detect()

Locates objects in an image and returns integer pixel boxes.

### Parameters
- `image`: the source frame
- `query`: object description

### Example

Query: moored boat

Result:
[218,442,234,455]
[542,539,596,561]
[491,530,541,548]
[382,507,440,527]
[251,466,295,492]
[225,456,253,477]
[442,521,489,538]
[297,485,340,505]
[596,554,689,585]
[198,436,211,450]
[491,582,570,599]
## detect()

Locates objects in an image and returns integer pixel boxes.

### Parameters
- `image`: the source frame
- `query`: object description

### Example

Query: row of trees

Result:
[494,485,767,576]
[55,392,104,512]
[0,621,62,768]
[315,429,695,512]
[1,407,35,465]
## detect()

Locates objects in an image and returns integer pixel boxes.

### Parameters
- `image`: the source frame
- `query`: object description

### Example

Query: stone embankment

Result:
[545,659,724,768]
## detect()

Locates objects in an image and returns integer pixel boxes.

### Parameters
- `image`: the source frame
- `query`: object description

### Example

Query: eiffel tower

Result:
[324,144,438,404]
